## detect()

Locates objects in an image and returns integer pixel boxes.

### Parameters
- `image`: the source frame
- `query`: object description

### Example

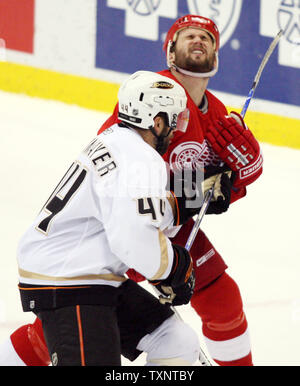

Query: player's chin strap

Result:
[172,60,218,78]
[166,40,219,78]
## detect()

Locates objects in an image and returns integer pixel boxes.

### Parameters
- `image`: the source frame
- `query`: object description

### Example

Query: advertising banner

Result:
[0,0,299,149]
[96,0,300,107]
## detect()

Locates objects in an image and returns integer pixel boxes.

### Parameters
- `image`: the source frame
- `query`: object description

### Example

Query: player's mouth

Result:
[190,47,206,56]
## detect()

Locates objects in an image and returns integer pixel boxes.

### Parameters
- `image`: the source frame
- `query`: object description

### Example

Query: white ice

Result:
[0,90,300,366]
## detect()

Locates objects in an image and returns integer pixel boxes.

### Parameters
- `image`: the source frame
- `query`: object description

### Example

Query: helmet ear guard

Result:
[118,71,188,132]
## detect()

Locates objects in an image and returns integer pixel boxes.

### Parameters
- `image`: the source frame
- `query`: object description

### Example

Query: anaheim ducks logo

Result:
[151,81,174,89]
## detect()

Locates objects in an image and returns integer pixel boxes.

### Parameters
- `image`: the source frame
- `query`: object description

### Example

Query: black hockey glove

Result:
[168,165,236,224]
[149,244,195,306]
[204,165,236,215]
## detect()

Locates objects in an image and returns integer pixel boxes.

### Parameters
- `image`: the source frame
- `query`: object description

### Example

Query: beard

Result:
[157,137,170,155]
[174,49,215,73]
[155,125,172,155]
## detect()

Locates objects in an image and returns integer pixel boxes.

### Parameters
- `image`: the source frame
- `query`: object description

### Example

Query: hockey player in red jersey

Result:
[0,15,262,366]
[97,15,262,366]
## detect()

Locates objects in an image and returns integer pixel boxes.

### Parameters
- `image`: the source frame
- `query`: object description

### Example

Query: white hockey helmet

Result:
[118,71,189,133]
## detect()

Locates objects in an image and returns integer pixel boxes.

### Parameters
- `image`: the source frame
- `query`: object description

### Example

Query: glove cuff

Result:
[234,150,263,188]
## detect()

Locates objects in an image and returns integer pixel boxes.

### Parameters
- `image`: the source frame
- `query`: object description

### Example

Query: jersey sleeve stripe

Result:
[149,231,170,281]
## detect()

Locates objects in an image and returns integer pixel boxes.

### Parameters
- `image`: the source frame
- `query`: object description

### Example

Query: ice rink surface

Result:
[0,90,300,366]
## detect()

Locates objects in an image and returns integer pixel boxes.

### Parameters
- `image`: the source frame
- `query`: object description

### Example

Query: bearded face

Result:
[155,119,174,155]
[171,28,216,73]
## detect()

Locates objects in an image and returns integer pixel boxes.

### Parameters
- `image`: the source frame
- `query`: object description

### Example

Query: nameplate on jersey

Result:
[84,137,117,178]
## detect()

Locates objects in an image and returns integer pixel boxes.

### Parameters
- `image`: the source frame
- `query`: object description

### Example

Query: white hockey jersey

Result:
[17,124,175,289]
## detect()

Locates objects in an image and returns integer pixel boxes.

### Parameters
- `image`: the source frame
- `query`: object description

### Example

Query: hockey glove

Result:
[206,111,263,187]
[204,165,235,214]
[169,165,235,224]
[149,244,195,306]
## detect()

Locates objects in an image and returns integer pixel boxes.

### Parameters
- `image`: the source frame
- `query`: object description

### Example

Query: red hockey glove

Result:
[206,112,263,187]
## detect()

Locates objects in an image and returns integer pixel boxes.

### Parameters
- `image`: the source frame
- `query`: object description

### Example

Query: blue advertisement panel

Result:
[96,0,300,107]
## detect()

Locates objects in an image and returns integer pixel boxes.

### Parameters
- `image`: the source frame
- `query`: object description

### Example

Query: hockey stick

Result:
[185,29,283,251]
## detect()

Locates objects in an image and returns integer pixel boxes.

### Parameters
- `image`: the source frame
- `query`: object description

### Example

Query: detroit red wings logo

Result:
[169,140,221,172]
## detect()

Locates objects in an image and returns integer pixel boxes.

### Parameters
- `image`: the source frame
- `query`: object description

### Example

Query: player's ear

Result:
[169,49,176,65]
[153,115,165,136]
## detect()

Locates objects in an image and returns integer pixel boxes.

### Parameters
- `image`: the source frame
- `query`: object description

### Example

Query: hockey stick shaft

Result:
[170,190,215,366]
[184,187,214,252]
[240,29,283,118]
[185,29,283,251]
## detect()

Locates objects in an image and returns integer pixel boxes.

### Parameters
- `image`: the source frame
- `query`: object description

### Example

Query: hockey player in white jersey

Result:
[16,71,199,366]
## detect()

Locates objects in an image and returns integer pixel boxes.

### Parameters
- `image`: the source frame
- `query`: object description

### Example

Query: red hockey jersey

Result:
[98,69,247,203]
